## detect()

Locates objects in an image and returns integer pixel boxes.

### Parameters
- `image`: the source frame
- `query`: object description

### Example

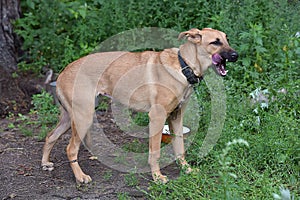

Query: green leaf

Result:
[78,7,87,19]
[242,57,251,66]
[26,0,35,9]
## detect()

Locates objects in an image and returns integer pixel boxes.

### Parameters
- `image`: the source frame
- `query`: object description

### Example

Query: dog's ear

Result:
[178,28,202,44]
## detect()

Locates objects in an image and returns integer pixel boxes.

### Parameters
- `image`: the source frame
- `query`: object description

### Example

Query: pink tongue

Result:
[212,54,222,65]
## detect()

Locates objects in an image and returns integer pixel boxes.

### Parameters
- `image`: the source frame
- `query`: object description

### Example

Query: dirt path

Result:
[0,114,180,200]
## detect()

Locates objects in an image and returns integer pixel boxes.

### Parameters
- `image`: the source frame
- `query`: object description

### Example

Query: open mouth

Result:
[212,53,228,76]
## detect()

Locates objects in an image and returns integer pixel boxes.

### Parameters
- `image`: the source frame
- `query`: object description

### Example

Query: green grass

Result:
[122,139,148,153]
[117,192,131,200]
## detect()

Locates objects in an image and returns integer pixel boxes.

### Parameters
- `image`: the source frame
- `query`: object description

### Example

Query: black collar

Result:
[178,51,203,84]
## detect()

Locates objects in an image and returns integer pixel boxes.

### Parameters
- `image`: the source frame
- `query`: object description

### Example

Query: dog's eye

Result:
[210,40,222,46]
[210,38,223,46]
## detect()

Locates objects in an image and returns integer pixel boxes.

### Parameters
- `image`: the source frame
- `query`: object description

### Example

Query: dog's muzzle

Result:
[212,51,238,76]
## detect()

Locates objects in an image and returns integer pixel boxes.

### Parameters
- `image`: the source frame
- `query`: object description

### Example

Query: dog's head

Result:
[179,28,238,77]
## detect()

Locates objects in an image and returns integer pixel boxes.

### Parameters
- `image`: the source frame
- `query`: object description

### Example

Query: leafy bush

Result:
[15,0,299,76]
[15,0,103,72]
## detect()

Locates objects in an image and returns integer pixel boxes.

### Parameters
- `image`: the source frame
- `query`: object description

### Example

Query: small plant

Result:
[124,168,139,187]
[218,139,249,200]
[273,186,295,200]
[8,123,15,129]
[31,90,59,139]
[76,182,93,192]
[249,87,270,131]
[11,72,19,78]
[122,139,148,153]
[96,96,110,112]
[131,112,149,126]
[239,23,267,72]
[117,192,131,200]
[16,90,59,140]
[103,169,113,181]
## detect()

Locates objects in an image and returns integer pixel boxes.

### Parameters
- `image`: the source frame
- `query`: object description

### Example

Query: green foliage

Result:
[117,192,131,200]
[31,91,59,140]
[17,91,59,140]
[95,96,110,112]
[103,169,113,181]
[217,139,249,199]
[15,0,299,76]
[131,112,149,126]
[31,91,59,139]
[124,168,140,187]
[122,139,148,153]
[15,0,102,72]
[31,90,59,125]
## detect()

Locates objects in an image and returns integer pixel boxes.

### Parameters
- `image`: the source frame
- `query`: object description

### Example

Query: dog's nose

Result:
[230,52,238,61]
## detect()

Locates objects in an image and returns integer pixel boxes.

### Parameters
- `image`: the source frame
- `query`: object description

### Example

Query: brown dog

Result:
[41,28,238,183]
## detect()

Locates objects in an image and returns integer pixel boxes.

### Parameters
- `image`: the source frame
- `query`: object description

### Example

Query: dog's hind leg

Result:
[42,106,71,171]
[148,104,168,183]
[66,106,94,184]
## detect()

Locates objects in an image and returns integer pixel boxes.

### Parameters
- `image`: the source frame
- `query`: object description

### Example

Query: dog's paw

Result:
[185,167,200,174]
[153,173,169,184]
[41,162,54,171]
[181,163,199,174]
[184,166,199,175]
[76,173,92,184]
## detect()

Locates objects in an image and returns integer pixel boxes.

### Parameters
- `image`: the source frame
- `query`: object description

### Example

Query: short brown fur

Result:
[41,28,237,183]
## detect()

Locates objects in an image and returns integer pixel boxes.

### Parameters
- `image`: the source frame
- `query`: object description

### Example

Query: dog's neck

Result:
[179,42,212,77]
[178,51,203,84]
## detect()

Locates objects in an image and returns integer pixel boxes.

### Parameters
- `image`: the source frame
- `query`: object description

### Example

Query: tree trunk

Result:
[0,0,27,118]
[0,1,50,118]
[0,0,21,73]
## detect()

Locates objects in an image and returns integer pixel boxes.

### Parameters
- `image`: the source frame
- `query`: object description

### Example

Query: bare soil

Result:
[0,73,180,199]
[0,69,46,118]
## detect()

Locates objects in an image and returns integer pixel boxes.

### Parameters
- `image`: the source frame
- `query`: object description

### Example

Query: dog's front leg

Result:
[148,104,168,183]
[168,109,192,174]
